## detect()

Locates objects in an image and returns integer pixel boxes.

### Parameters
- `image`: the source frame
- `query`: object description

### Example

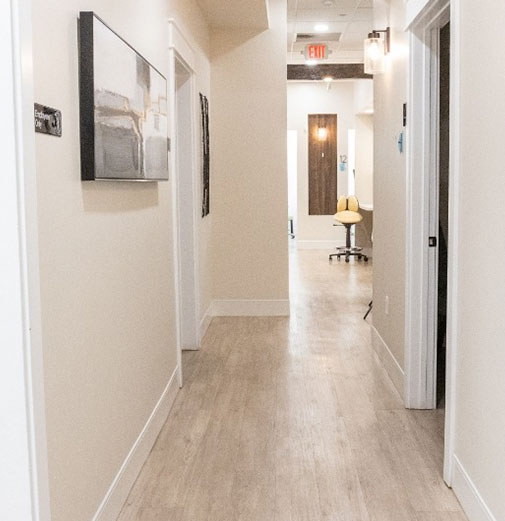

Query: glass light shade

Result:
[364,36,385,75]
[317,127,328,141]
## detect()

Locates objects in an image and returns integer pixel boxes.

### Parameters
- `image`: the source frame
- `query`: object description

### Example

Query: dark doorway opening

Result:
[437,22,450,406]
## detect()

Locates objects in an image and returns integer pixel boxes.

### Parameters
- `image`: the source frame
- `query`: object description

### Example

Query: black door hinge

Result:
[429,236,437,247]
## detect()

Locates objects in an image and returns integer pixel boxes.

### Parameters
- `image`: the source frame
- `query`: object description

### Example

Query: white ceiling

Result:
[287,0,374,64]
[196,0,270,29]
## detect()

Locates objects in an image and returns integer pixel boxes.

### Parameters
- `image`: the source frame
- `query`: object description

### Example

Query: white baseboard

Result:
[210,299,290,317]
[92,367,180,521]
[370,325,405,399]
[452,455,498,521]
[199,303,213,343]
[297,240,345,250]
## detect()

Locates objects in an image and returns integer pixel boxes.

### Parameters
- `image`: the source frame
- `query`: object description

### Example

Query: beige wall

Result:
[454,1,505,518]
[355,114,374,207]
[354,79,374,114]
[210,0,289,302]
[32,1,209,520]
[193,53,213,322]
[372,0,408,368]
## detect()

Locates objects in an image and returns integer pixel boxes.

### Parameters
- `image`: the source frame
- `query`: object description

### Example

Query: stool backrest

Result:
[336,195,360,213]
[348,195,360,212]
[337,196,347,213]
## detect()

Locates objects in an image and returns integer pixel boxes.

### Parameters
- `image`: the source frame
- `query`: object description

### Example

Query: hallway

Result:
[117,251,465,521]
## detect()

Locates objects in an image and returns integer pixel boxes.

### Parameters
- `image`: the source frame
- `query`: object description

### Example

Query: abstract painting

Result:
[200,93,210,216]
[79,12,169,181]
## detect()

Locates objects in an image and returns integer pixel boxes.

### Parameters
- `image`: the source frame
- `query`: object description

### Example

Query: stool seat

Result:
[334,210,363,225]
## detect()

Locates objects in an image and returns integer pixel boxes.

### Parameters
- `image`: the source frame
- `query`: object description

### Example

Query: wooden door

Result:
[308,114,338,215]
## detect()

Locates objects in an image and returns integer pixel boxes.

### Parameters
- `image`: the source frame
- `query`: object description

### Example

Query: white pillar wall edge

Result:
[0,0,51,519]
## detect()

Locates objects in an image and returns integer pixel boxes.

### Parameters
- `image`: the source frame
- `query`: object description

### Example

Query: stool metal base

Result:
[329,247,368,263]
[329,221,368,263]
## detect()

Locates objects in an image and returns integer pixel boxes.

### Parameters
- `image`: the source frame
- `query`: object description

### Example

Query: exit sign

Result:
[304,44,328,60]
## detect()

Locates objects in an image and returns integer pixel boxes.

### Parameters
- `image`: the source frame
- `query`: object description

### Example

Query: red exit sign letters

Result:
[304,44,328,60]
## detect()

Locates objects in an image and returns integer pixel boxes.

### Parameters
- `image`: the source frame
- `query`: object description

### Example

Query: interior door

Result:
[308,114,338,215]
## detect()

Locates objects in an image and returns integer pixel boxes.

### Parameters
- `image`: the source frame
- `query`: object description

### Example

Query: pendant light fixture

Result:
[364,27,390,75]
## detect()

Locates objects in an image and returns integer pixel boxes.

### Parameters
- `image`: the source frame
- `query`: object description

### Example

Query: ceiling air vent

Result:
[295,32,341,43]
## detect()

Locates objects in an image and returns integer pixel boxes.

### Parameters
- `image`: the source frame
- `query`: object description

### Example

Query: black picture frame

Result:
[78,11,169,182]
[200,93,210,216]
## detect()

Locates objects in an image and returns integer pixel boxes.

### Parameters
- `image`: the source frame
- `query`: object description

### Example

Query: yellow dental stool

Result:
[329,196,369,263]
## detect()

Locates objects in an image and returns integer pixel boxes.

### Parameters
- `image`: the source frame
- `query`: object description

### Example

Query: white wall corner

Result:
[210,299,290,317]
[452,455,498,521]
[92,368,180,521]
[297,240,346,250]
[371,325,405,400]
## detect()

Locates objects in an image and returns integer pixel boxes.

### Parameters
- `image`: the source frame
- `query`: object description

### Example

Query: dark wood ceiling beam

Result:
[287,63,372,81]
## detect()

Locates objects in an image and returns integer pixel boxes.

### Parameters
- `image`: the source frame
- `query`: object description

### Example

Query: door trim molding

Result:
[404,0,460,486]
[1,0,51,518]
[168,19,202,385]
[444,0,461,487]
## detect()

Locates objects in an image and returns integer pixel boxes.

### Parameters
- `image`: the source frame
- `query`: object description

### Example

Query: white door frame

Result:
[174,55,201,351]
[404,0,461,485]
[1,0,51,519]
[168,20,201,386]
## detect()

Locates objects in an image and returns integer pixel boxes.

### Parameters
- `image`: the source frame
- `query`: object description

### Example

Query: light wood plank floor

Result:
[117,250,466,521]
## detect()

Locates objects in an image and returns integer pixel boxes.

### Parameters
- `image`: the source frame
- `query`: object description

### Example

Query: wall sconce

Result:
[364,27,390,75]
[317,127,328,141]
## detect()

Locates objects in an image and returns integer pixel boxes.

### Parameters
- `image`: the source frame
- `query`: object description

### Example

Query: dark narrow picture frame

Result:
[78,11,169,182]
[200,93,210,217]
[79,12,95,181]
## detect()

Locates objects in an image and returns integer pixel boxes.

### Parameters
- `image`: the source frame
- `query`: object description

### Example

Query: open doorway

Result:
[175,58,200,353]
[436,22,451,406]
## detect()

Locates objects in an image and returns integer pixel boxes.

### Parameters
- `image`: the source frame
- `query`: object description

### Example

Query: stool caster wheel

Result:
[345,257,350,263]
[363,256,369,262]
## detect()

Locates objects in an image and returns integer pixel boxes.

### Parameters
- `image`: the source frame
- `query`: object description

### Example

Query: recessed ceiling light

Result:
[323,76,333,82]
[322,0,334,6]
[306,60,318,66]
[314,24,329,32]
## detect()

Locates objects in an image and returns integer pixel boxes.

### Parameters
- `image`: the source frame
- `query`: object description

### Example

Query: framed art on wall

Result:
[79,12,169,181]
[200,93,210,216]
